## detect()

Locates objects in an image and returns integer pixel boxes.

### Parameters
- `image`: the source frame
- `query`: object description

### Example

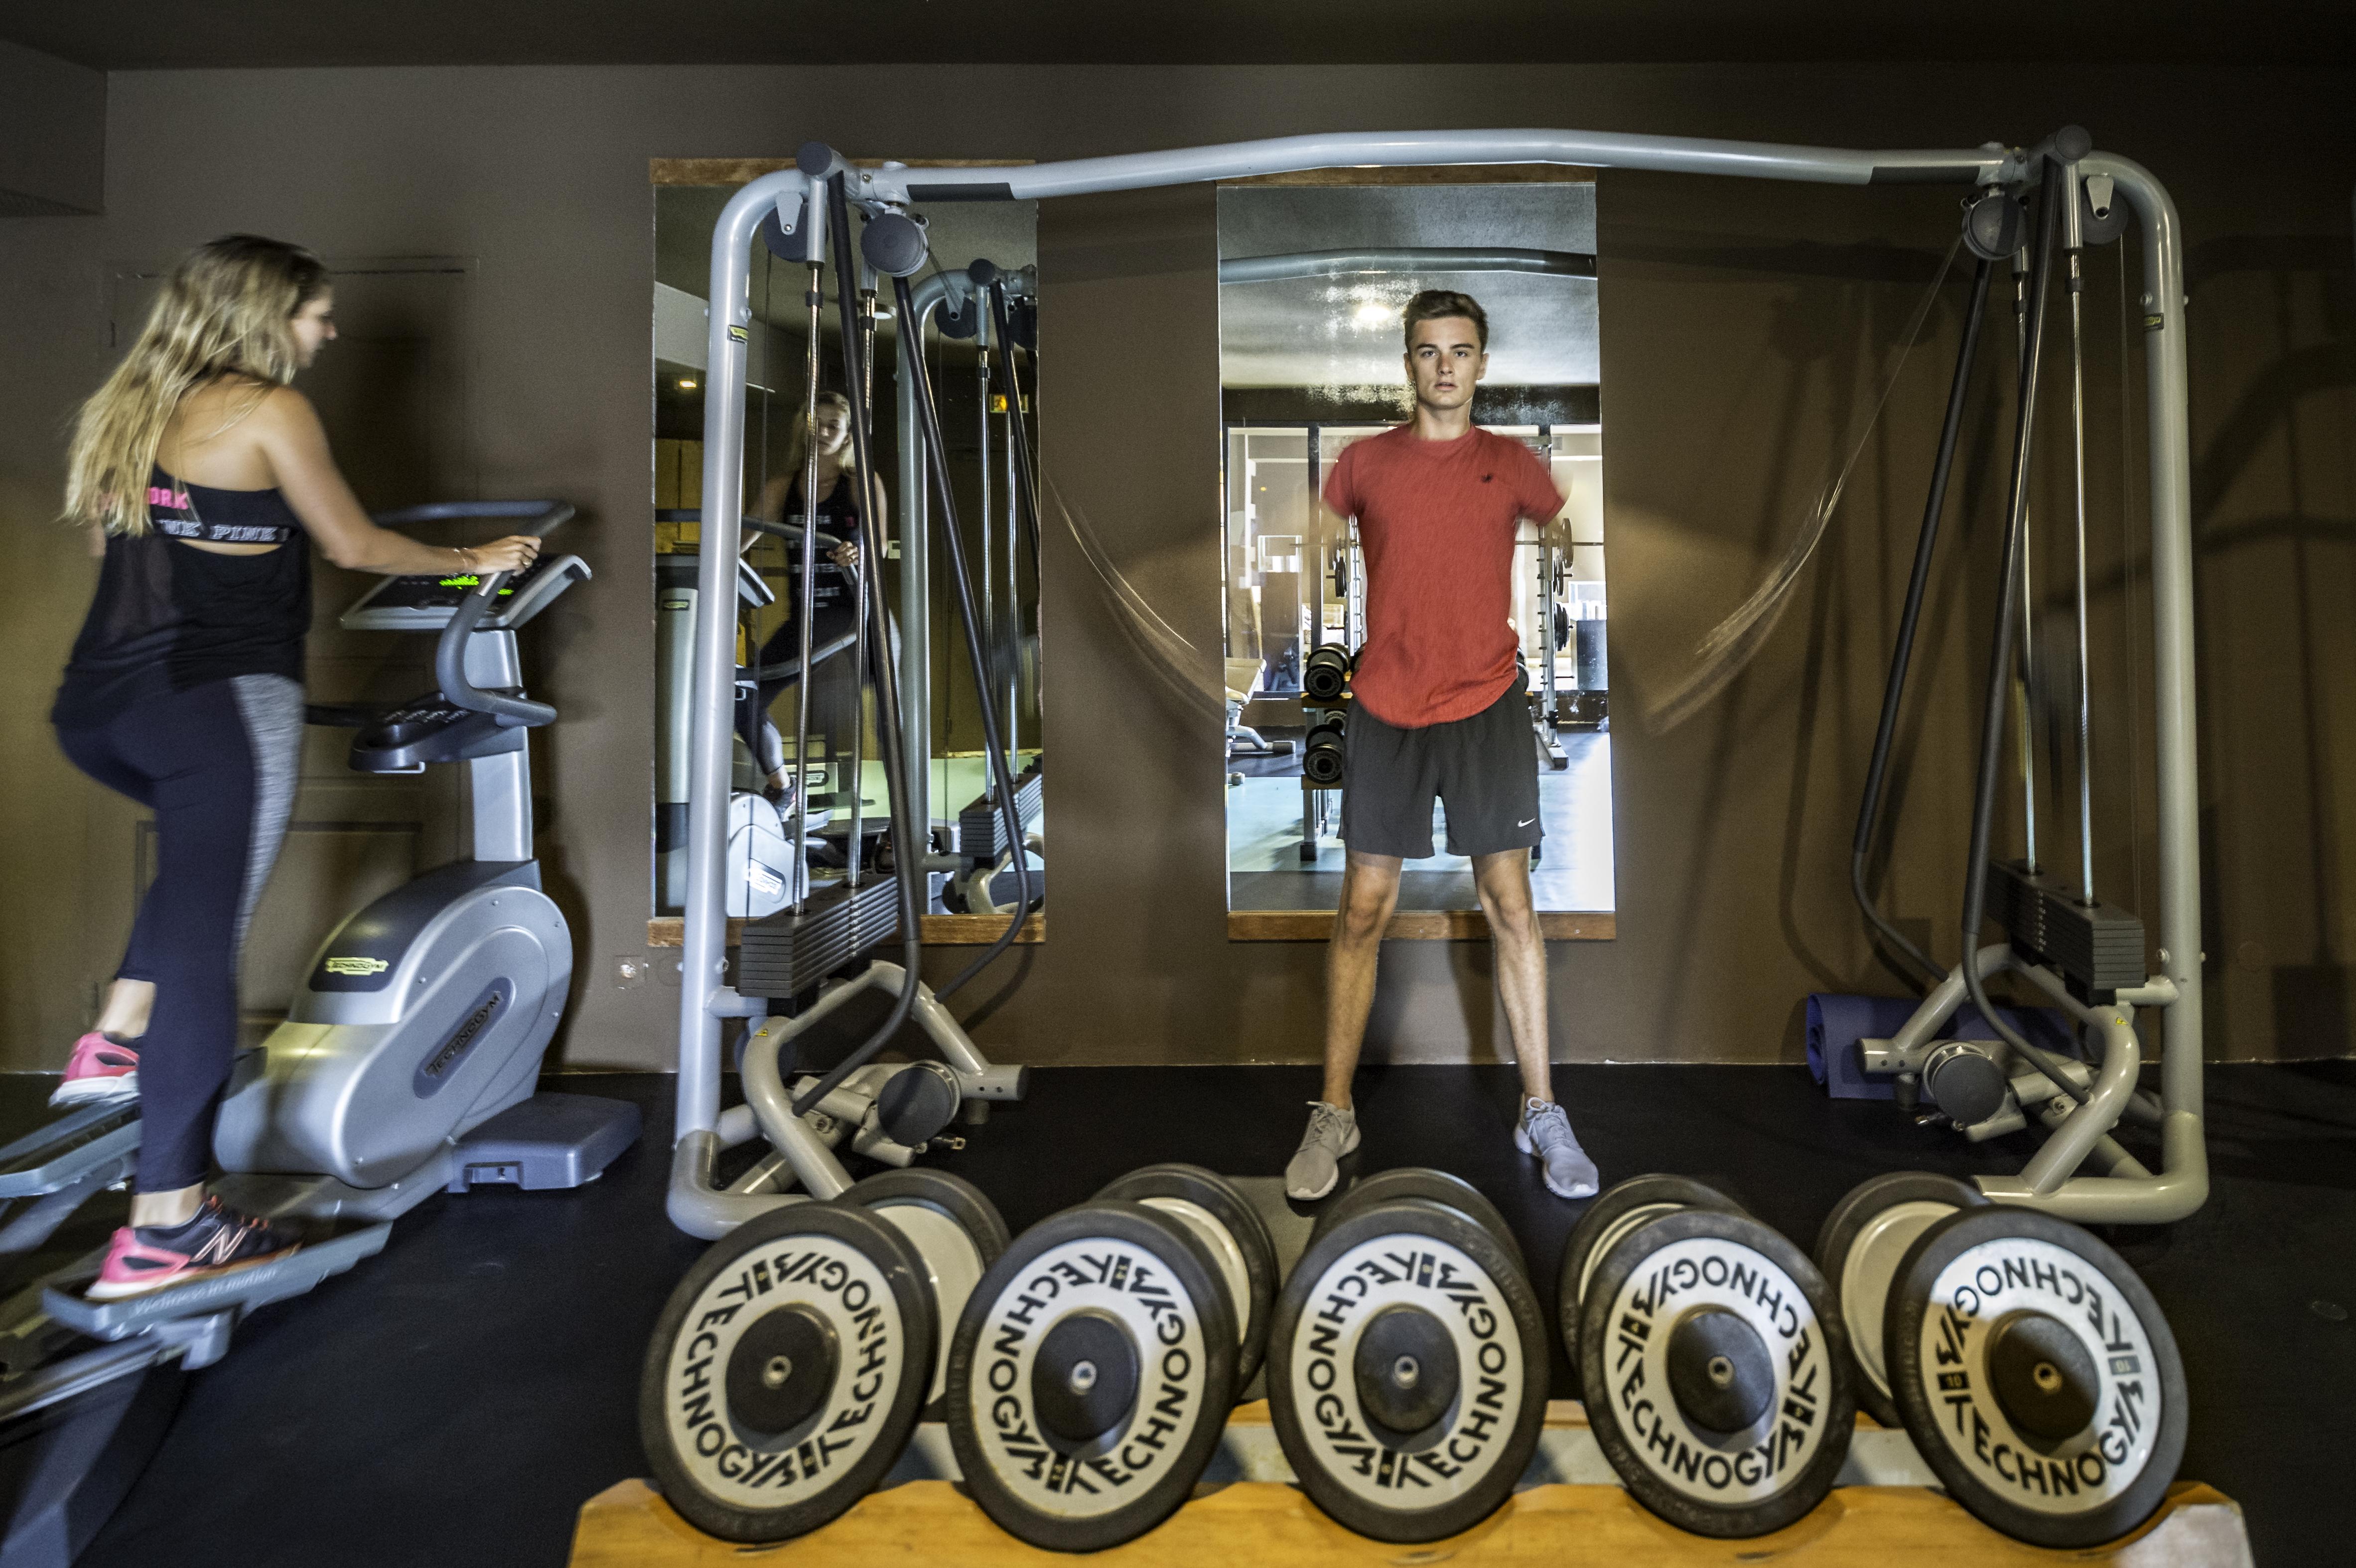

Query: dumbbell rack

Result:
[570,1402,2241,1566]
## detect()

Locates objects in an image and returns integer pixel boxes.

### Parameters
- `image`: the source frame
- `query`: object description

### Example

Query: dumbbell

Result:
[843,1169,1010,1410]
[945,1200,1239,1551]
[1094,1164,1278,1392]
[1302,709,1347,785]
[1267,1168,1548,1543]
[1558,1174,1855,1538]
[1303,644,1354,702]
[1812,1171,1987,1428]
[1820,1174,2187,1549]
[638,1200,938,1543]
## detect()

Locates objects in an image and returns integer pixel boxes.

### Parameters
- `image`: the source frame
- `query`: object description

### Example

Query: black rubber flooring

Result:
[25,1058,2350,1567]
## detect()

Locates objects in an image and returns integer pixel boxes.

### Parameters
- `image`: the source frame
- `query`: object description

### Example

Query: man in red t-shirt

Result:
[1284,290,1600,1204]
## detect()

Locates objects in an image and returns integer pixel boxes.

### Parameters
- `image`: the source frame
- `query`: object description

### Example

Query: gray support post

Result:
[1005,366,1020,765]
[895,274,956,839]
[672,168,810,1231]
[1539,425,1558,723]
[2097,153,2204,1146]
[977,316,993,799]
[1305,425,1323,653]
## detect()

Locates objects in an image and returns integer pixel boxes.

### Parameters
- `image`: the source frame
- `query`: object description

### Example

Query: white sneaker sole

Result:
[1515,1124,1599,1200]
[1286,1124,1362,1202]
[49,1074,138,1109]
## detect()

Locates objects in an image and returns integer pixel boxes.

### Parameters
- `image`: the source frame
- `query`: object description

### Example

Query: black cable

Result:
[1853,254,1996,991]
[984,281,1045,590]
[895,270,1035,997]
[792,175,926,1117]
[1958,159,2090,1108]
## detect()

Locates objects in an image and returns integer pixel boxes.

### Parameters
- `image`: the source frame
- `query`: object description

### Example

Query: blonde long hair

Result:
[64,235,329,535]
[781,391,858,487]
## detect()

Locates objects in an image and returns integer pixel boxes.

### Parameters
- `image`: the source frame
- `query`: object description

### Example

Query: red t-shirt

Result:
[1322,424,1566,728]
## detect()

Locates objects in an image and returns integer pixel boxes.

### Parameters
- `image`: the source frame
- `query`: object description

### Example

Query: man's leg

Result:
[1323,851,1405,1107]
[1472,850,1551,1103]
[1450,684,1598,1199]
[1475,849,1598,1198]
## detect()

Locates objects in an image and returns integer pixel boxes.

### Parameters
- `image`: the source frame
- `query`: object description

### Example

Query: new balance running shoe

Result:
[49,1032,139,1107]
[86,1195,300,1301]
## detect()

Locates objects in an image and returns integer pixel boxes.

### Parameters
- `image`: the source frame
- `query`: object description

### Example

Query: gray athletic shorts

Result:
[1340,681,1541,859]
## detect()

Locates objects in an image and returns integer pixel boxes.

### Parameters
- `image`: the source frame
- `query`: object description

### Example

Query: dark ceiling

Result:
[1,0,2348,70]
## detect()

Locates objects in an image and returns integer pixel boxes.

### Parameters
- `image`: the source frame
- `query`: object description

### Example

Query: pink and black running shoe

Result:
[86,1195,301,1301]
[49,1032,139,1108]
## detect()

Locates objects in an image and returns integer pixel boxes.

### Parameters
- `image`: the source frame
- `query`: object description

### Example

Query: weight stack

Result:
[958,762,1043,862]
[736,877,903,998]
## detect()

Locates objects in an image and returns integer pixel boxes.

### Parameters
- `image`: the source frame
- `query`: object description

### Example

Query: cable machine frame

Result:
[680,128,2204,1227]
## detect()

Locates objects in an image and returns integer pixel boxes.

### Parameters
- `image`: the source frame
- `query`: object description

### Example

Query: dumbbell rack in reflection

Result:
[569,1404,2244,1566]
[1297,694,1347,864]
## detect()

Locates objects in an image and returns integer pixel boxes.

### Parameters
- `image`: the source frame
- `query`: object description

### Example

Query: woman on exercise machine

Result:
[741,390,878,808]
[49,235,544,1299]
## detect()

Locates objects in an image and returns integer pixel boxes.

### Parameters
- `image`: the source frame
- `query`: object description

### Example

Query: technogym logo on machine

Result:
[414,981,514,1098]
[323,956,390,976]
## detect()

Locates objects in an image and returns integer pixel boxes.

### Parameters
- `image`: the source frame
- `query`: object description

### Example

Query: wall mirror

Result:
[650,168,1043,941]
[1217,175,1615,935]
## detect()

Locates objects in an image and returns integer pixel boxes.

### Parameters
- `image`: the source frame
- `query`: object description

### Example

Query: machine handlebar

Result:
[413,502,573,728]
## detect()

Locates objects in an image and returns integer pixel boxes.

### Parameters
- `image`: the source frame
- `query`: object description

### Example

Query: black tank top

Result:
[53,468,310,728]
[787,476,861,622]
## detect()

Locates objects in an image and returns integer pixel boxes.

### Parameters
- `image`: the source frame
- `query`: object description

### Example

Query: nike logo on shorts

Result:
[1518,817,1537,826]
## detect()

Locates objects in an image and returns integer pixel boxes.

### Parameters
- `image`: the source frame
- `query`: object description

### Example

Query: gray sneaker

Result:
[1516,1098,1599,1199]
[1285,1101,1361,1201]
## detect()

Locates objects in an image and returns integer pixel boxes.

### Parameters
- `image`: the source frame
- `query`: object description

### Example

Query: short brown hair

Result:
[1401,289,1488,353]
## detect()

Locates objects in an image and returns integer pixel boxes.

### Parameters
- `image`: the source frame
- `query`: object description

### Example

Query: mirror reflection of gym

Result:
[1218,178,1614,920]
[649,177,1043,927]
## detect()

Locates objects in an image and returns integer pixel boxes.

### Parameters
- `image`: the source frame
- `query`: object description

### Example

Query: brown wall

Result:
[1,64,2351,1073]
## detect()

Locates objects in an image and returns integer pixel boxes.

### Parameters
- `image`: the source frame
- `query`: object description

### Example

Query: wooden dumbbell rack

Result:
[569,1400,2246,1567]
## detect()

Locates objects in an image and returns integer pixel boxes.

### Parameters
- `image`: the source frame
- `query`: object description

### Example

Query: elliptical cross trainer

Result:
[0,501,636,1568]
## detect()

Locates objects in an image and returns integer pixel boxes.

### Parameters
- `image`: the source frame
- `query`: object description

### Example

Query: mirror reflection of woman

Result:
[50,235,542,1299]
[740,392,880,808]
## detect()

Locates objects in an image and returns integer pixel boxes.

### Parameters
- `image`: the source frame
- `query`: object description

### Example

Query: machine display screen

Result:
[367,552,557,611]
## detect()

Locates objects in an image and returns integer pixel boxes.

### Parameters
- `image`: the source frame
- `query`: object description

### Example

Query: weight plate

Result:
[1095,1163,1279,1393]
[842,1168,1011,1408]
[1315,1166,1527,1281]
[1811,1171,1989,1428]
[1557,1174,1747,1368]
[1887,1206,2187,1549]
[639,1200,934,1543]
[1269,1197,1547,1543]
[946,1201,1239,1551]
[1580,1208,1854,1537]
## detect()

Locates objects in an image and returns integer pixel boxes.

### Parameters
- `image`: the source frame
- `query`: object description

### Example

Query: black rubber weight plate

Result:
[1270,1197,1548,1544]
[946,1201,1240,1553]
[639,1200,935,1543]
[1887,1206,2188,1550]
[1578,1207,1854,1538]
[842,1168,1011,1408]
[1556,1173,1747,1384]
[1315,1166,1528,1281]
[1811,1171,1988,1429]
[842,1167,1011,1261]
[1095,1162,1278,1393]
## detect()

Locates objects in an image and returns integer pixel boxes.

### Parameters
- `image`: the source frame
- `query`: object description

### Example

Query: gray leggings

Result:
[56,675,302,1191]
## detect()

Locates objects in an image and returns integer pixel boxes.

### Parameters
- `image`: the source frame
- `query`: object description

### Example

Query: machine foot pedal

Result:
[39,1223,393,1343]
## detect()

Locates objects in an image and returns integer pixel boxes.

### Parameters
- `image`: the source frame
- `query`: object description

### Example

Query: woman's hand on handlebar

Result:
[460,534,544,575]
[830,540,860,572]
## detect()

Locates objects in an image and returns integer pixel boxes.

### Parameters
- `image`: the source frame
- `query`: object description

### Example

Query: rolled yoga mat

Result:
[1806,993,2077,1101]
